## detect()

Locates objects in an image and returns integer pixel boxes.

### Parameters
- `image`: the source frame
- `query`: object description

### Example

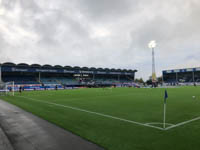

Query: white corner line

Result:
[165,116,200,130]
[16,96,165,131]
[145,122,174,126]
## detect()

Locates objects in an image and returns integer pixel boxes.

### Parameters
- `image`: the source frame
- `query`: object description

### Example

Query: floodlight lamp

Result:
[148,40,156,48]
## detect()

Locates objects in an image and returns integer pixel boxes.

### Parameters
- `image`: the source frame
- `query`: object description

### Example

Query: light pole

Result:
[0,65,2,83]
[148,40,157,87]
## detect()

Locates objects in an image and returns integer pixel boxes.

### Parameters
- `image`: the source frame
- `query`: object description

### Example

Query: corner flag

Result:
[164,89,168,104]
[163,89,168,129]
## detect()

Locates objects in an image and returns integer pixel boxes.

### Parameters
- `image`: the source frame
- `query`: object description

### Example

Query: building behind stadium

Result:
[0,62,137,90]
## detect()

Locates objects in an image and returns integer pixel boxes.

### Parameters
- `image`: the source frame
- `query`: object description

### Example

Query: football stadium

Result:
[0,62,200,150]
[0,0,200,150]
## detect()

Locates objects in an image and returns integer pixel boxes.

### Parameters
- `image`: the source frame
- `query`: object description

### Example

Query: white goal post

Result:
[0,81,15,96]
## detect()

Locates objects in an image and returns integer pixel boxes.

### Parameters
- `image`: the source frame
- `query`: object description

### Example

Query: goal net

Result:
[0,81,15,96]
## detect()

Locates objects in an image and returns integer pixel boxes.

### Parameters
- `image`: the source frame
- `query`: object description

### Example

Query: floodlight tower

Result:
[148,41,157,86]
[0,65,2,83]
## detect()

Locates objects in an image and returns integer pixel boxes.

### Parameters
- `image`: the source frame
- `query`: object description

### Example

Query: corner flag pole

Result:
[163,89,168,129]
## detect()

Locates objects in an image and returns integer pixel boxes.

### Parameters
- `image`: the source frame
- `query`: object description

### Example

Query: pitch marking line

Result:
[145,122,174,126]
[165,116,200,130]
[14,96,200,131]
[16,96,164,131]
[15,96,200,131]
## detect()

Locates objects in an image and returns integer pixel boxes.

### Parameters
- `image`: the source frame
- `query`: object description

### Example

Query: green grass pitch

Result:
[1,87,200,150]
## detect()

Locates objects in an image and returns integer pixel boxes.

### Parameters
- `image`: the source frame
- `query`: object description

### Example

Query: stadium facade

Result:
[163,67,200,84]
[0,62,137,90]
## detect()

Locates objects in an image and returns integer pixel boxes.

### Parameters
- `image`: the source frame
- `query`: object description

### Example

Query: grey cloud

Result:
[0,0,200,80]
[130,16,172,51]
[75,0,139,22]
[19,0,41,13]
[1,0,16,10]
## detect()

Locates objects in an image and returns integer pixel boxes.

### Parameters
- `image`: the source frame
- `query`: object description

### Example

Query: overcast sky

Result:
[0,0,200,80]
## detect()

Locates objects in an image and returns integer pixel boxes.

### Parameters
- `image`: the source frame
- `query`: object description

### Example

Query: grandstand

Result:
[0,62,137,90]
[163,67,200,85]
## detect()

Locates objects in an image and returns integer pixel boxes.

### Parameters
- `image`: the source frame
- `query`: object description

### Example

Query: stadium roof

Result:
[0,62,137,73]
[163,67,200,74]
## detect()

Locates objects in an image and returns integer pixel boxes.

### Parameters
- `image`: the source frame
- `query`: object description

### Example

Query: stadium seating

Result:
[3,75,134,87]
[3,76,39,84]
[40,78,58,84]
[94,77,132,85]
[56,78,79,85]
[40,77,79,85]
